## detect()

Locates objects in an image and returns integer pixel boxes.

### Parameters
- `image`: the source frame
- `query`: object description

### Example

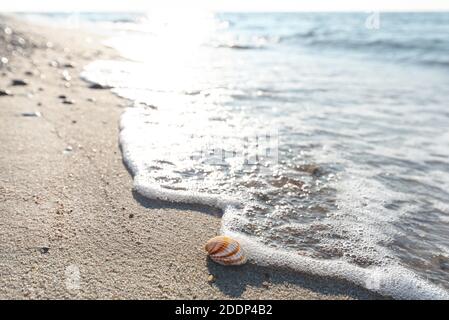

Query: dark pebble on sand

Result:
[39,247,50,254]
[88,83,112,90]
[129,214,134,219]
[58,94,67,99]
[21,111,41,117]
[11,79,28,86]
[0,89,12,96]
[63,63,75,68]
[62,99,75,105]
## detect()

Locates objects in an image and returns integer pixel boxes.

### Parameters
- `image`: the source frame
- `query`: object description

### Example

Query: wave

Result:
[279,30,317,41]
[215,43,265,50]
[286,36,448,68]
[81,56,449,299]
[118,106,449,300]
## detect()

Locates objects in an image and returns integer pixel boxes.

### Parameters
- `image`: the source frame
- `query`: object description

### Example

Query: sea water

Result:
[27,12,449,299]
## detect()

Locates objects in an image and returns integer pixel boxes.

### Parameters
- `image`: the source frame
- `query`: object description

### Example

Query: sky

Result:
[1,0,449,12]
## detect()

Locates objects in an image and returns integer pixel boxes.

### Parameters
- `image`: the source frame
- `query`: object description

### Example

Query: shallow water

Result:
[29,12,449,298]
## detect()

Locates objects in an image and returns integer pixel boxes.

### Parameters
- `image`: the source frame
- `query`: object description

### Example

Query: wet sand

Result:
[0,14,382,299]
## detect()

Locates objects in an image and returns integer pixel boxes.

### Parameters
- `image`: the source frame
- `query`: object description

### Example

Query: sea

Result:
[22,11,449,299]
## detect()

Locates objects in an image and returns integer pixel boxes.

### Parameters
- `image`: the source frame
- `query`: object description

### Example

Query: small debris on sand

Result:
[88,83,112,90]
[3,26,12,35]
[39,247,50,254]
[11,79,28,86]
[62,99,75,105]
[61,70,71,81]
[0,89,12,96]
[207,274,216,284]
[21,111,41,117]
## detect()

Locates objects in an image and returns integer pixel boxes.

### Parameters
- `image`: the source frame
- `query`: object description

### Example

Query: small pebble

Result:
[21,111,41,117]
[39,247,50,254]
[11,79,28,86]
[129,214,134,219]
[0,89,12,96]
[1,57,8,64]
[65,146,73,152]
[62,99,75,105]
[58,94,67,99]
[62,70,71,81]
[17,37,26,45]
[88,83,112,90]
[87,97,96,102]
[207,274,216,283]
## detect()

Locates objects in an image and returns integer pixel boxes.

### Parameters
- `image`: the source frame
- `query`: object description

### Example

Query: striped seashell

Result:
[205,236,247,266]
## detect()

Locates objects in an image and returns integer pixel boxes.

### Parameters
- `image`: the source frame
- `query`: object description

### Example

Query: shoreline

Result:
[0,14,382,299]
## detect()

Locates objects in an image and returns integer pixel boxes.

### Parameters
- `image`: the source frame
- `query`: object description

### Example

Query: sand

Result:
[0,14,382,299]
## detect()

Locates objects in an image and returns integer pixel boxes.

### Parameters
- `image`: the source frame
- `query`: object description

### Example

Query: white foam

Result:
[224,226,449,300]
[119,112,449,300]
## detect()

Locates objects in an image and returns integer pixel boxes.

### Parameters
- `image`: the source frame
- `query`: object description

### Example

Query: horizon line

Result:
[5,9,449,13]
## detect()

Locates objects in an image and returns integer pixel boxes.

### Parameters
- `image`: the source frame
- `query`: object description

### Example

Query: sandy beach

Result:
[0,14,383,299]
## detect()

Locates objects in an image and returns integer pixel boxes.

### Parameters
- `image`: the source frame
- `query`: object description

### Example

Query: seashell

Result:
[205,236,247,266]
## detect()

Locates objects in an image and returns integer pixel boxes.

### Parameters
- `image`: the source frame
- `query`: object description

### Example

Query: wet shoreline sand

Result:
[0,14,382,299]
